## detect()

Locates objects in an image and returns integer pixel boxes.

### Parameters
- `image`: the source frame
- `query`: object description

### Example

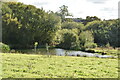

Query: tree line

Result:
[1,2,120,50]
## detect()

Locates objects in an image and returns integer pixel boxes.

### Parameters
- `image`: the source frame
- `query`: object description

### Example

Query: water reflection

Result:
[55,48,66,56]
[20,48,115,58]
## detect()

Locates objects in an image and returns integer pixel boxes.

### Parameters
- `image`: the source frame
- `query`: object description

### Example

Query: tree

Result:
[0,0,17,2]
[61,22,85,36]
[56,5,72,22]
[84,16,101,25]
[62,22,84,29]
[2,13,22,48]
[108,19,120,47]
[85,21,107,46]
[2,2,61,49]
[1,2,12,15]
[57,29,80,50]
[79,31,97,49]
[85,19,119,47]
[36,12,61,45]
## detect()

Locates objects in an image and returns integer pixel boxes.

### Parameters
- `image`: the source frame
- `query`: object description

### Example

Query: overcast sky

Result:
[18,0,119,20]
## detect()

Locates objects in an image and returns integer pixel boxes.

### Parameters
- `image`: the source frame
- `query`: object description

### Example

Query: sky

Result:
[17,0,119,20]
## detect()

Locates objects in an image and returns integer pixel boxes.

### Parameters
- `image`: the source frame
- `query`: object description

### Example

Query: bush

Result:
[84,42,97,48]
[0,42,10,53]
[57,30,80,50]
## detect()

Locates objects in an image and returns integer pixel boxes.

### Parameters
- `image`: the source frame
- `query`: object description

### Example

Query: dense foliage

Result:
[2,2,61,49]
[57,29,80,50]
[79,31,97,50]
[86,20,120,47]
[2,2,119,50]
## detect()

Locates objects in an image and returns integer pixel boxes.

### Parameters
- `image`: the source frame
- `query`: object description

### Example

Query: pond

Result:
[19,48,116,58]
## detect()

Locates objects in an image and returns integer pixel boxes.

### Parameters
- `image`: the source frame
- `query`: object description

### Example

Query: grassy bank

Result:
[2,53,118,78]
[89,48,119,56]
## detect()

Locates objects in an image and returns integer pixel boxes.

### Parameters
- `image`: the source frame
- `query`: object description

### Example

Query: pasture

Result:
[2,53,118,78]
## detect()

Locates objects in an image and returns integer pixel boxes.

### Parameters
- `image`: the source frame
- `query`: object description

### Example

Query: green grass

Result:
[90,48,118,56]
[2,53,118,78]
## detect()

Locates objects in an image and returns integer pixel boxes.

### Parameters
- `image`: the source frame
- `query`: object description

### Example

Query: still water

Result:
[19,48,115,58]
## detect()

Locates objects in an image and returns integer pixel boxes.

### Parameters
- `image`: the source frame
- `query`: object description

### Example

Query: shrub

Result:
[57,30,80,50]
[79,31,96,49]
[84,42,97,48]
[0,42,10,53]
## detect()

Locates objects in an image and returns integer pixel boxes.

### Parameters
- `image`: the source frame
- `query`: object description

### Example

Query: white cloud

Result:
[86,0,108,4]
[18,0,119,20]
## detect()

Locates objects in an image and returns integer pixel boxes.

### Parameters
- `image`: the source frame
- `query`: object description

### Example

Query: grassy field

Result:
[2,53,118,78]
